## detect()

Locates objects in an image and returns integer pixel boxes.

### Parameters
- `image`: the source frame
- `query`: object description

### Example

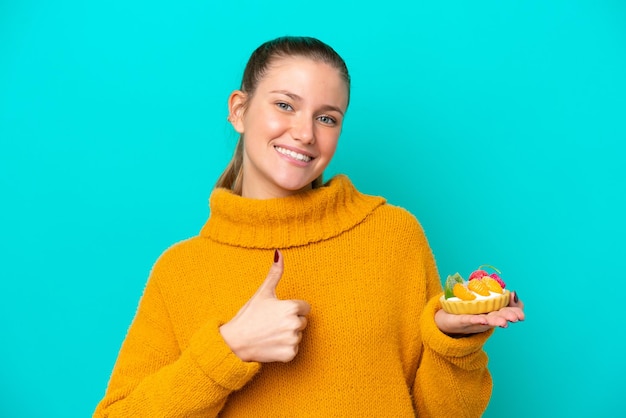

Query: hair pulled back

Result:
[215,36,350,194]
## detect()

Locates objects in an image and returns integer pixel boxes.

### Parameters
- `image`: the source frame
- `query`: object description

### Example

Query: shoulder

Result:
[149,235,208,276]
[340,176,428,239]
[371,203,429,241]
[336,176,420,226]
[373,203,421,225]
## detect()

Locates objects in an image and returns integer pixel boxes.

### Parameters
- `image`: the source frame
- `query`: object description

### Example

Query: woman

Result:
[94,36,525,417]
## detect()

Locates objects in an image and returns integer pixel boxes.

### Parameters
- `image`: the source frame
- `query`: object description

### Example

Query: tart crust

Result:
[440,290,510,315]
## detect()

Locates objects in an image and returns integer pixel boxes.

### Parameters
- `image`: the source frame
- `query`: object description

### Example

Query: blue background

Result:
[1,1,625,416]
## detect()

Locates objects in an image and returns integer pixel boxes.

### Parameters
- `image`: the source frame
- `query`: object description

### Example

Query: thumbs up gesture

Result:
[219,250,311,363]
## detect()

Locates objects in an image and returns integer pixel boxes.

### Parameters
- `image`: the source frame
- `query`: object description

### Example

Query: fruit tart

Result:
[440,265,510,315]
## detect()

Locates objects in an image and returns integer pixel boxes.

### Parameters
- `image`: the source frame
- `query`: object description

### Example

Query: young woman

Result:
[94,36,525,417]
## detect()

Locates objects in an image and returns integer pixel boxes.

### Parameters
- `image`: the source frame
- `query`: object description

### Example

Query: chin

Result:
[284,183,313,193]
[276,178,315,194]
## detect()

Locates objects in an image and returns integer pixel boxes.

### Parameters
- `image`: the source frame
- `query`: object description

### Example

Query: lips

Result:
[274,146,313,162]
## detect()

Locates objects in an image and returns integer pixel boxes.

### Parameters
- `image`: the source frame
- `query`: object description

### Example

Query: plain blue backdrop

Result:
[1,0,625,416]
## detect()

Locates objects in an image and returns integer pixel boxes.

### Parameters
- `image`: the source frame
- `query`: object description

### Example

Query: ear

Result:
[227,90,247,134]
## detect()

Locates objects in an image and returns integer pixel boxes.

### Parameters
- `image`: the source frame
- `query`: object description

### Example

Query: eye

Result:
[276,102,293,111]
[317,115,337,126]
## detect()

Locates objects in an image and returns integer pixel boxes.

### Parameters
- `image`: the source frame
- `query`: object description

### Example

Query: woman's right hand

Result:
[219,250,311,363]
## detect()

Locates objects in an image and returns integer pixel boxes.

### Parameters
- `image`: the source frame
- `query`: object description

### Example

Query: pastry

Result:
[440,266,510,314]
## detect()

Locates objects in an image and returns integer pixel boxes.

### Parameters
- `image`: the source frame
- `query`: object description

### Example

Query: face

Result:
[228,56,349,199]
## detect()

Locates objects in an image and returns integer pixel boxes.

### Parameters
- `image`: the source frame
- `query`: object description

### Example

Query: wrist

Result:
[219,323,247,361]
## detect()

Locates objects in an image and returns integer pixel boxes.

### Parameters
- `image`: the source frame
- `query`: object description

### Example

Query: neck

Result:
[241,181,313,200]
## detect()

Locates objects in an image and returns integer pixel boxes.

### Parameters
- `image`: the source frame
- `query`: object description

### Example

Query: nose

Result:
[291,115,315,144]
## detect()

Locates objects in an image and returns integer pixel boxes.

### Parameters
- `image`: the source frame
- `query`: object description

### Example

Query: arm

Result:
[93,273,260,417]
[413,295,494,418]
[404,220,493,417]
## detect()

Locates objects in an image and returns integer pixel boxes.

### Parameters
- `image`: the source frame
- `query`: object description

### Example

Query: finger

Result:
[508,291,524,310]
[505,307,525,321]
[290,299,311,316]
[468,315,489,326]
[482,312,506,328]
[297,316,308,331]
[501,307,525,322]
[254,249,285,299]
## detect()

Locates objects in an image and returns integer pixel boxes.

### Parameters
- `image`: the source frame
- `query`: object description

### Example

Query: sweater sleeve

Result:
[93,270,260,417]
[397,213,493,418]
[413,293,494,418]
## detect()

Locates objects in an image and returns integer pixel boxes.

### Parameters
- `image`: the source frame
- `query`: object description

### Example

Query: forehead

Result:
[257,56,349,109]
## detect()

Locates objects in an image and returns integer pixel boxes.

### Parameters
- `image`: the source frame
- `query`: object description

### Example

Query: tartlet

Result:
[440,266,509,315]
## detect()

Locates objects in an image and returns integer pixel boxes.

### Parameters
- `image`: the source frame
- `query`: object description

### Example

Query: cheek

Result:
[318,132,340,157]
[241,103,278,135]
[265,117,285,135]
[249,109,286,137]
[254,108,286,133]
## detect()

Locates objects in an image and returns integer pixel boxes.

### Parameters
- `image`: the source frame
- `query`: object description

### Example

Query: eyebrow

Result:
[270,90,345,116]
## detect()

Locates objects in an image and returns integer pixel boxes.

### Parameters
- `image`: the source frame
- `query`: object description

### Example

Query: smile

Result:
[274,146,313,162]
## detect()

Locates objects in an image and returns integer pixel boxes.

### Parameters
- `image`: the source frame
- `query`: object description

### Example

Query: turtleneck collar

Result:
[200,175,386,249]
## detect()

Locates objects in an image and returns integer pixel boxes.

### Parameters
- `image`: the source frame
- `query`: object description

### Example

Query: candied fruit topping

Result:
[482,276,504,293]
[469,269,488,280]
[453,283,476,301]
[468,279,491,296]
[444,273,464,299]
[489,273,506,289]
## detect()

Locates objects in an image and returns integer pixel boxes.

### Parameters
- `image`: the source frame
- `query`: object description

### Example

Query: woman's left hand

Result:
[434,291,525,336]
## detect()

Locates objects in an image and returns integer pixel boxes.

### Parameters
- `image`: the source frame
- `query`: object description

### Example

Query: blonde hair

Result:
[215,36,351,194]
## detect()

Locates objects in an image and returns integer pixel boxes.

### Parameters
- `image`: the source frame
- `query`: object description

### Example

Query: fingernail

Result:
[513,291,519,303]
[274,249,279,263]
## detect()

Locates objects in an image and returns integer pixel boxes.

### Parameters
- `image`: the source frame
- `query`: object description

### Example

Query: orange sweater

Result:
[94,175,493,417]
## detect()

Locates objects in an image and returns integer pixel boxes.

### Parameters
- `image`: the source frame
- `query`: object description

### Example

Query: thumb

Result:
[508,290,524,309]
[254,249,284,299]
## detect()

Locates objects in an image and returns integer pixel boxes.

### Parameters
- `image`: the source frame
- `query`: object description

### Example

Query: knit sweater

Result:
[94,175,493,417]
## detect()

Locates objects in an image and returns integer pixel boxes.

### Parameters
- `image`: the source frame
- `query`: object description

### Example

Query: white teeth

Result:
[275,146,312,162]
